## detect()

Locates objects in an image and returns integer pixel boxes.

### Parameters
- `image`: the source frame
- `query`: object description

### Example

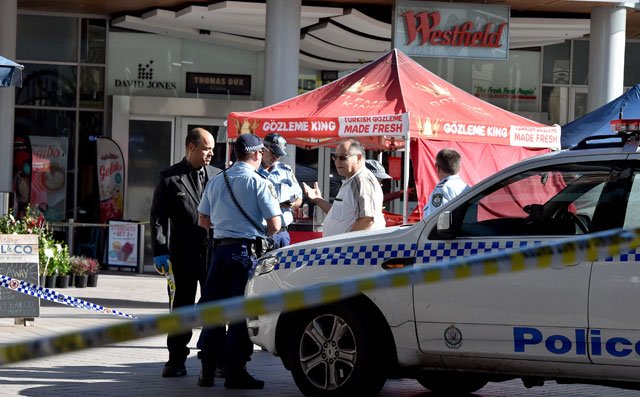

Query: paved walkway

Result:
[0,273,638,396]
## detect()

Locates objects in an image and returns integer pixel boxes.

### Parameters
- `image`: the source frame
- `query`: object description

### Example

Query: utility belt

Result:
[213,238,255,247]
[212,237,274,257]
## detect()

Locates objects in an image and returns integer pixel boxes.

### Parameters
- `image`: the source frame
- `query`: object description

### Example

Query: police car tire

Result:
[286,305,387,397]
[416,371,488,394]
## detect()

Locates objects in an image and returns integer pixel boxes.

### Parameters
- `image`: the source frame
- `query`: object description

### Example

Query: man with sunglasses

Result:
[303,138,385,237]
[258,133,303,248]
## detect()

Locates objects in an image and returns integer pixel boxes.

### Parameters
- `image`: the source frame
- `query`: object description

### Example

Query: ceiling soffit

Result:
[111,1,593,70]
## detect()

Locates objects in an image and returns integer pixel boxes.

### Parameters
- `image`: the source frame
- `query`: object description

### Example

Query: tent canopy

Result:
[228,49,560,151]
[0,54,24,88]
[227,48,559,222]
[561,84,640,149]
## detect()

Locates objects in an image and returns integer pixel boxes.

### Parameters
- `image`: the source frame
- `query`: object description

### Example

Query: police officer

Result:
[196,134,281,389]
[423,148,468,219]
[258,133,303,248]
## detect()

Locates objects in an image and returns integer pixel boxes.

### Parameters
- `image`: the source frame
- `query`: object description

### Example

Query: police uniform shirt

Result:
[323,167,386,237]
[258,161,303,227]
[199,162,282,239]
[423,174,468,219]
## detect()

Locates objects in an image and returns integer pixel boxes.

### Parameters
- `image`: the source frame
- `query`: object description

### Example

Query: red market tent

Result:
[228,49,560,222]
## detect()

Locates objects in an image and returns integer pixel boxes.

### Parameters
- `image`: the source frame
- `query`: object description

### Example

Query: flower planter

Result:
[44,275,57,288]
[87,273,99,287]
[39,274,46,286]
[56,274,70,289]
[74,274,88,288]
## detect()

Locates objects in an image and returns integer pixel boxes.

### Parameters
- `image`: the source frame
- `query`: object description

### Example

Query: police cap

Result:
[264,133,288,157]
[235,134,264,154]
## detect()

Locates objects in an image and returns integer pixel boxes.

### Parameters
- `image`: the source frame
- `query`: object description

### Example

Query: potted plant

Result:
[69,255,95,288]
[52,243,71,288]
[0,205,54,287]
[85,258,100,287]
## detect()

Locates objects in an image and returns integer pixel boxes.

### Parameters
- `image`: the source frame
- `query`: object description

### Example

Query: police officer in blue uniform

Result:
[196,134,281,389]
[423,148,468,219]
[258,133,303,248]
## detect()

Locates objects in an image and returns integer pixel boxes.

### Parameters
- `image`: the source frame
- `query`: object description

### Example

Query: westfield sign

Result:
[394,2,510,60]
[402,11,507,48]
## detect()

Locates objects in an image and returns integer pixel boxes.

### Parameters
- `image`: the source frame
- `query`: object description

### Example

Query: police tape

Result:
[0,227,638,365]
[0,275,137,320]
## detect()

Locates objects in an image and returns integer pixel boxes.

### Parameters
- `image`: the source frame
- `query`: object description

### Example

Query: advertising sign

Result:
[394,1,510,60]
[186,72,251,95]
[0,234,39,318]
[12,136,32,218]
[107,220,138,269]
[96,137,125,223]
[29,136,67,222]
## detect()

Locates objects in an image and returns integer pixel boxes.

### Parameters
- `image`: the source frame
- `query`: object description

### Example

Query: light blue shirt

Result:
[423,174,468,219]
[199,162,282,239]
[258,161,303,226]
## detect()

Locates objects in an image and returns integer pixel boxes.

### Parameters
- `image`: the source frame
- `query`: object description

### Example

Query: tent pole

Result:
[403,136,410,224]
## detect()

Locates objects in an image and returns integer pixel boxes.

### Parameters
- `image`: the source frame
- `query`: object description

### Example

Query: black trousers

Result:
[166,255,207,363]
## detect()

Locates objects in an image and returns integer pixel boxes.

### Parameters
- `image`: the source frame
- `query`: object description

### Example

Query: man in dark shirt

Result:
[150,127,222,378]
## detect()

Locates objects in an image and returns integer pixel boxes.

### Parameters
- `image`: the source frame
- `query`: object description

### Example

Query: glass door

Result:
[569,87,588,123]
[126,117,174,269]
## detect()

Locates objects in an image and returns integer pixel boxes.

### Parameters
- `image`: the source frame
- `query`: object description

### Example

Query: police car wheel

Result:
[287,306,387,396]
[416,371,488,394]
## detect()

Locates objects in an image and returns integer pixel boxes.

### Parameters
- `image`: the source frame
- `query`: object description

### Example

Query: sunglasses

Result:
[331,154,356,162]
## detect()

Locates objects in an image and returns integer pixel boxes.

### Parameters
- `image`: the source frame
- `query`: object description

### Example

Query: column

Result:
[587,6,626,112]
[264,0,301,168]
[0,0,17,215]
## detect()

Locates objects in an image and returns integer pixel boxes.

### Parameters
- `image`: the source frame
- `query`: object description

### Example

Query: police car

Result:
[246,120,640,396]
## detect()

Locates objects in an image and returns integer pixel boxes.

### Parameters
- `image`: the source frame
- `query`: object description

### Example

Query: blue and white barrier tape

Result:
[0,275,137,320]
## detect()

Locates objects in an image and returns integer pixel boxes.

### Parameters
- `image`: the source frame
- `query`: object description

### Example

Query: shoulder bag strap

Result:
[222,170,266,236]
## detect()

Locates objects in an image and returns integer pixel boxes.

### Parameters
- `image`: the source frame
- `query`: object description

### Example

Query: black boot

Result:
[198,364,215,387]
[224,367,265,389]
[161,361,186,378]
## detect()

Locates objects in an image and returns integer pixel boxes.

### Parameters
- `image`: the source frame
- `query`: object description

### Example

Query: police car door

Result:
[414,158,618,367]
[588,159,640,368]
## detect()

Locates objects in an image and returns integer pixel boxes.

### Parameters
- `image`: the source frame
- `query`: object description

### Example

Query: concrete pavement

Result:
[0,272,638,396]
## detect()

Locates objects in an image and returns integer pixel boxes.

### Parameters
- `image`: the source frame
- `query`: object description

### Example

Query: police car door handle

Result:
[381,257,415,270]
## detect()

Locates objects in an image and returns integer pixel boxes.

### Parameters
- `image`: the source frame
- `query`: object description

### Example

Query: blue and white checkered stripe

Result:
[275,240,547,269]
[0,275,137,319]
[276,239,638,269]
[275,243,417,269]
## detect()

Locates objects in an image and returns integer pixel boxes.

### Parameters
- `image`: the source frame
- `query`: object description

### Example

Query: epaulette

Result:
[255,170,269,179]
[277,162,293,172]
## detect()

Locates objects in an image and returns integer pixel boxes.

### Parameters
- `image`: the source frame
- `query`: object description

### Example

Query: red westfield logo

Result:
[402,11,507,48]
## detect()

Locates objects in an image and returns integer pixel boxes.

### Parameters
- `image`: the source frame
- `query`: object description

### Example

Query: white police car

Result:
[246,120,640,396]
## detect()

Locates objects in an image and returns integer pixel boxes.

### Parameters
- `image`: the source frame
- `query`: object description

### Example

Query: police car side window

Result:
[456,162,614,237]
[623,171,640,229]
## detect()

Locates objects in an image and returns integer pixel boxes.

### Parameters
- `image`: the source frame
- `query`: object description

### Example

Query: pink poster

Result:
[96,137,125,223]
[29,136,67,222]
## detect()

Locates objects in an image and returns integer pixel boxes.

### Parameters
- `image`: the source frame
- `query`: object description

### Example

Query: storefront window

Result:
[472,50,540,113]
[624,42,640,87]
[572,40,589,85]
[81,19,107,64]
[543,41,571,85]
[14,109,76,222]
[16,64,77,107]
[17,15,78,62]
[80,66,105,108]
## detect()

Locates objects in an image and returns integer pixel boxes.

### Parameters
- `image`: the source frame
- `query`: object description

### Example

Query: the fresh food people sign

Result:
[394,1,510,60]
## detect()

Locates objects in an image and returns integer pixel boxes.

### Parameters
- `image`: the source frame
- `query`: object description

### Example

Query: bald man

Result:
[150,127,222,378]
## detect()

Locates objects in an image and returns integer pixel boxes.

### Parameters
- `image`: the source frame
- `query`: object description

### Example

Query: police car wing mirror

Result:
[436,211,452,232]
